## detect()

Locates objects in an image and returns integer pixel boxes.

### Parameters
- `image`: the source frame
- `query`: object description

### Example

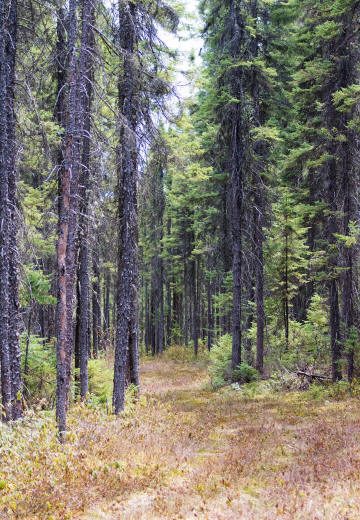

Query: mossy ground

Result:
[2,353,360,519]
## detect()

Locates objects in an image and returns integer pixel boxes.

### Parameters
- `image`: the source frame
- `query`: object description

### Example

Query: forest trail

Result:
[74,358,360,520]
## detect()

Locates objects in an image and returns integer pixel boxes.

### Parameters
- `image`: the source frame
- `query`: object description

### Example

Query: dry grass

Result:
[2,354,360,519]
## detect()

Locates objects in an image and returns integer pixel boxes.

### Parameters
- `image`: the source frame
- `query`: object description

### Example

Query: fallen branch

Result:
[296,371,332,382]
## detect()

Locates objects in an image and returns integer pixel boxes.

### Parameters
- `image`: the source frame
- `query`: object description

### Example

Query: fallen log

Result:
[296,371,332,382]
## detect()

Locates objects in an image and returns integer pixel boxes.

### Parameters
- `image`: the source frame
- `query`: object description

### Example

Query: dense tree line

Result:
[0,0,359,438]
[141,0,360,381]
[0,0,176,437]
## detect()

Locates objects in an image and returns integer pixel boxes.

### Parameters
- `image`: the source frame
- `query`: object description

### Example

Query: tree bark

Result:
[7,0,22,419]
[92,250,101,358]
[113,0,140,414]
[0,0,12,421]
[75,0,96,398]
[56,0,82,439]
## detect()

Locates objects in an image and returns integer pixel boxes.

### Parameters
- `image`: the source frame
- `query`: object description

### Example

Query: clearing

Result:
[2,357,360,519]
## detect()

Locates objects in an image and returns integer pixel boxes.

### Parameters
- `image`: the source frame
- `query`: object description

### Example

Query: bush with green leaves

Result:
[22,334,114,409]
[86,358,113,407]
[233,363,259,384]
[208,334,232,388]
[208,335,259,389]
[21,334,56,407]
[260,293,331,373]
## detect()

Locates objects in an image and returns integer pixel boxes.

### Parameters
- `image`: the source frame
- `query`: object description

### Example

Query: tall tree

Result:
[0,0,13,421]
[113,0,177,412]
[0,0,22,421]
[56,0,96,436]
[113,0,141,414]
[7,0,22,419]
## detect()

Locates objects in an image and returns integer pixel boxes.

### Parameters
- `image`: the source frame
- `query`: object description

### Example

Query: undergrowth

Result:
[159,343,210,364]
[2,357,360,519]
[208,335,259,389]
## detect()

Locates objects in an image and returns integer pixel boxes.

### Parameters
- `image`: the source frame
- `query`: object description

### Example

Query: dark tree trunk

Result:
[113,0,140,414]
[330,278,341,381]
[149,157,165,355]
[284,231,289,351]
[193,259,200,356]
[144,280,150,354]
[0,0,21,422]
[74,0,96,398]
[104,267,111,341]
[56,0,82,439]
[207,276,214,351]
[250,0,266,375]
[7,0,22,419]
[326,148,342,382]
[342,22,360,382]
[173,289,181,343]
[183,260,189,346]
[92,250,101,359]
[166,272,172,347]
[24,305,33,377]
[243,273,254,365]
[220,1,248,370]
[0,6,12,416]
[255,231,265,374]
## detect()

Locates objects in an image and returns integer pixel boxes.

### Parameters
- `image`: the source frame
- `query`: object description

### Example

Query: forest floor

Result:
[2,355,360,519]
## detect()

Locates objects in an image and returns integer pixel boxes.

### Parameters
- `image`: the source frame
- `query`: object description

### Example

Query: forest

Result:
[1,0,360,518]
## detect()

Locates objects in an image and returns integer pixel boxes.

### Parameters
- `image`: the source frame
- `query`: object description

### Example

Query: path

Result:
[76,359,360,520]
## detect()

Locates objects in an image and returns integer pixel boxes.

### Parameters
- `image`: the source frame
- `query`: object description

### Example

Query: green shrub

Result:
[87,358,113,407]
[305,383,328,400]
[327,380,352,400]
[21,334,56,407]
[233,363,259,384]
[208,335,233,388]
[22,334,115,409]
[208,335,259,389]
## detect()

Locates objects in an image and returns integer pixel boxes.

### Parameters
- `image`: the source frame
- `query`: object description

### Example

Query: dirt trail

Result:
[76,359,360,520]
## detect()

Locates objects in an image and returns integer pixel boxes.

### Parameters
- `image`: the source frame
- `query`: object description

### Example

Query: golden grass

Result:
[1,356,360,519]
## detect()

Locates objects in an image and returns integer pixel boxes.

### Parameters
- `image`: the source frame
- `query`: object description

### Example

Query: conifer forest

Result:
[1,0,360,518]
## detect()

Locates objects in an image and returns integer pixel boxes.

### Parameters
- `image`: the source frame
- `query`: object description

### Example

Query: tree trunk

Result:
[113,0,140,414]
[104,268,111,341]
[207,276,213,351]
[74,0,96,398]
[56,0,81,439]
[342,21,360,382]
[0,0,21,422]
[193,259,200,357]
[92,250,101,359]
[7,0,22,419]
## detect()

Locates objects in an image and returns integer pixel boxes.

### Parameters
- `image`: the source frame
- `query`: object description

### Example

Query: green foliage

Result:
[333,84,360,113]
[232,363,259,385]
[266,188,310,301]
[22,334,114,409]
[21,265,56,306]
[208,335,233,389]
[305,380,360,401]
[265,187,311,344]
[19,181,57,259]
[344,326,360,356]
[86,359,113,407]
[265,293,330,370]
[21,335,56,406]
[208,335,258,389]
[250,125,282,143]
[334,221,360,248]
